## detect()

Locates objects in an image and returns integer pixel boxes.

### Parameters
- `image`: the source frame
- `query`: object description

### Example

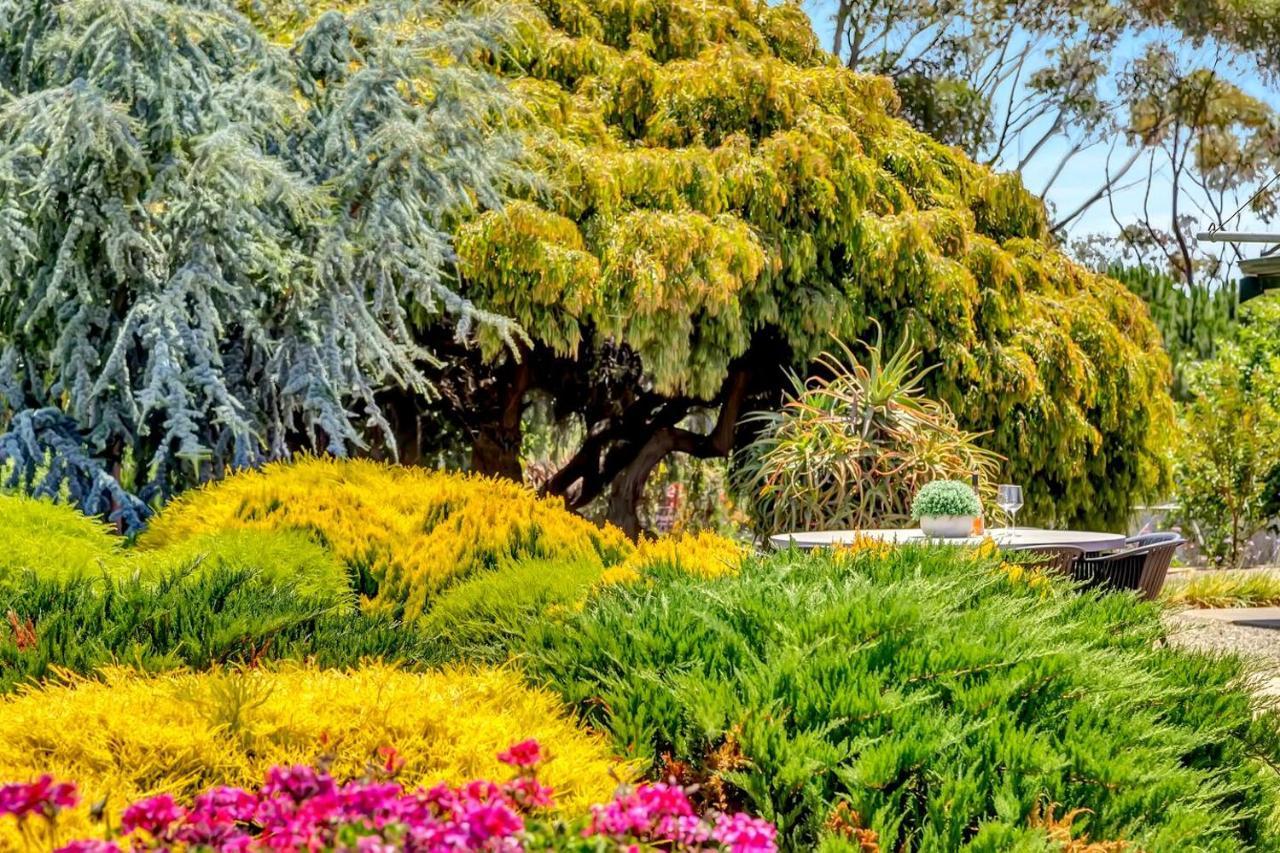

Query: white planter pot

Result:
[920,515,976,538]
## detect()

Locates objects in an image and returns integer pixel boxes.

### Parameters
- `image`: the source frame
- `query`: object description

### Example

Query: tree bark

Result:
[604,368,751,538]
[469,359,531,480]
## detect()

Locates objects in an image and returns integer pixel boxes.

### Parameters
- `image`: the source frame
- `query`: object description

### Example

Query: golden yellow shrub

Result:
[598,530,747,586]
[0,664,631,845]
[138,457,633,620]
[0,493,121,583]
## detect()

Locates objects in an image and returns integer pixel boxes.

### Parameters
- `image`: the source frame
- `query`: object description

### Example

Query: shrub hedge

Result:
[419,557,607,664]
[0,664,631,845]
[524,546,1280,850]
[138,457,633,620]
[139,529,351,603]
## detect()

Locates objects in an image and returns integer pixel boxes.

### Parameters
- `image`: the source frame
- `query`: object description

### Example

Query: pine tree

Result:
[0,0,523,526]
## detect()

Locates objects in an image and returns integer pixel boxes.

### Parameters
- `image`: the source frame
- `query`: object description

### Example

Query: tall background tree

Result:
[0,0,524,526]
[2,0,1176,537]
[809,0,1280,287]
[408,0,1172,535]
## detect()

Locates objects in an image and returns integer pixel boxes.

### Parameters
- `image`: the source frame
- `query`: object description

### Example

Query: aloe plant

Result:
[734,333,1000,536]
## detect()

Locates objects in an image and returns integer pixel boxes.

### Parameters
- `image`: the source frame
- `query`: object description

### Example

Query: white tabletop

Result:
[769,527,1127,553]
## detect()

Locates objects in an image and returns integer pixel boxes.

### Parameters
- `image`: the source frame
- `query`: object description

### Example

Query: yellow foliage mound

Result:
[0,493,120,583]
[599,530,746,586]
[0,664,629,844]
[139,457,633,620]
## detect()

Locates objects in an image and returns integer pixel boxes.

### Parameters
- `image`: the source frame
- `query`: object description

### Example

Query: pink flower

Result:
[261,765,337,803]
[0,775,79,819]
[497,739,542,768]
[712,812,778,852]
[120,793,187,837]
[502,776,553,810]
[38,755,779,853]
[184,785,258,830]
[635,783,694,819]
[53,842,121,853]
[460,801,524,843]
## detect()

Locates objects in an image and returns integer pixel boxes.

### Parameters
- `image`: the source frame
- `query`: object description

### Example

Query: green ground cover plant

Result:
[0,568,432,693]
[418,556,607,663]
[1164,571,1280,608]
[523,546,1280,850]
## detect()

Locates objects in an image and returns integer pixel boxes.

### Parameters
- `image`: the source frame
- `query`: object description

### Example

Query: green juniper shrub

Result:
[0,566,437,693]
[140,529,353,605]
[522,546,1280,851]
[419,557,606,664]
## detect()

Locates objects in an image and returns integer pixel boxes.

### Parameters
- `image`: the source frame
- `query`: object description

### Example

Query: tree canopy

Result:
[0,0,522,526]
[812,0,1280,286]
[0,0,1175,535]
[434,0,1173,533]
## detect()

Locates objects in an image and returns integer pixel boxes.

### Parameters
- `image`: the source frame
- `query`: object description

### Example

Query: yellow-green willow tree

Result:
[280,0,1173,536]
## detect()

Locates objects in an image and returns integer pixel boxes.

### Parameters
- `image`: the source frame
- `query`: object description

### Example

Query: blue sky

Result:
[799,1,1276,258]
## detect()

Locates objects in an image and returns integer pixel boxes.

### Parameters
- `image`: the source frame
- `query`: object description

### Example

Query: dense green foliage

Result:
[524,547,1280,849]
[0,0,523,525]
[0,493,350,601]
[1110,264,1237,398]
[910,480,980,519]
[141,530,352,603]
[0,0,1175,535]
[418,557,606,663]
[418,0,1172,531]
[4,477,1280,849]
[735,337,997,536]
[0,569,431,694]
[1173,294,1280,568]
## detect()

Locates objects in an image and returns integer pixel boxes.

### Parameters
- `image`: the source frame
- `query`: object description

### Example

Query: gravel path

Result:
[1164,610,1280,699]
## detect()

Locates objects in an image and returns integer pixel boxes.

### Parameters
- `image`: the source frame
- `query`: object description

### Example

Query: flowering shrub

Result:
[138,458,633,620]
[0,743,776,852]
[0,664,628,844]
[598,531,746,587]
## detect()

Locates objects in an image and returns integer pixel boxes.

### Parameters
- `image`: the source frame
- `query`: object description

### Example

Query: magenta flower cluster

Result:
[0,741,776,852]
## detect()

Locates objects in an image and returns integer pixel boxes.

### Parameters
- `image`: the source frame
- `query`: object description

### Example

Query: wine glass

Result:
[997,484,1023,535]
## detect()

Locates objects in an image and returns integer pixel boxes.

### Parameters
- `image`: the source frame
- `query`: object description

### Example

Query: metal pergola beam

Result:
[1195,231,1280,243]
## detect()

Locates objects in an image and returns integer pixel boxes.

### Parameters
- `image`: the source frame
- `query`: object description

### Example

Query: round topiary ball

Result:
[911,480,981,520]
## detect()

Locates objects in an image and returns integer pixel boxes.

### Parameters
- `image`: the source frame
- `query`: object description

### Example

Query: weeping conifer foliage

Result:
[0,0,524,526]
[437,0,1173,532]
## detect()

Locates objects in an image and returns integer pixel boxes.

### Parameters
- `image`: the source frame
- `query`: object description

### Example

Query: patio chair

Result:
[1123,531,1183,548]
[1008,545,1084,578]
[1077,536,1185,600]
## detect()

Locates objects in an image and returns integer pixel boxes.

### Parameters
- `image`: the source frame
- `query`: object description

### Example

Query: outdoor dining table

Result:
[769,527,1127,554]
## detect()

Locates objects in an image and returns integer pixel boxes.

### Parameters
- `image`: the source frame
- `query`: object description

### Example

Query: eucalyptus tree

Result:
[811,0,1280,284]
[0,0,523,526]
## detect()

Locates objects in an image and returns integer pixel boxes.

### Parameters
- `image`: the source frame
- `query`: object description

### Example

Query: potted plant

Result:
[911,480,981,538]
